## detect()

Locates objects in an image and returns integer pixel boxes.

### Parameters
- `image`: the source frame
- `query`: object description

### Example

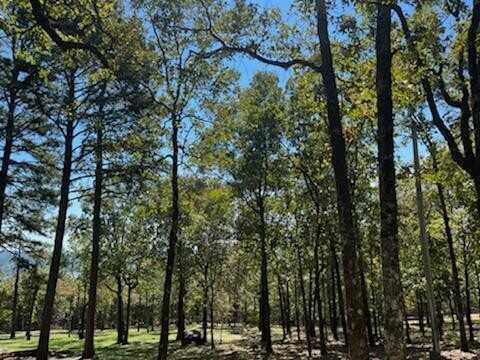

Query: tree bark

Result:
[123,284,133,345]
[314,1,369,356]
[36,72,75,360]
[202,264,208,344]
[83,98,104,358]
[257,195,272,354]
[26,281,40,341]
[10,259,20,339]
[462,239,475,343]
[314,218,327,357]
[376,5,406,358]
[176,249,186,346]
[116,276,124,345]
[0,68,18,236]
[158,114,180,360]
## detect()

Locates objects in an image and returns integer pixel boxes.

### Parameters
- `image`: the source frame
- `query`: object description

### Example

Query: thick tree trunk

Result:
[411,123,441,357]
[376,5,406,358]
[83,108,104,358]
[158,115,180,360]
[314,1,368,355]
[123,284,133,345]
[36,75,75,360]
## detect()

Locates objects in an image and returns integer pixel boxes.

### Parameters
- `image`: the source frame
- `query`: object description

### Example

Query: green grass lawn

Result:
[0,326,251,359]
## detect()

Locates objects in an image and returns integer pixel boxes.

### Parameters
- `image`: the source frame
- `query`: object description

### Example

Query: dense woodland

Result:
[1,0,480,359]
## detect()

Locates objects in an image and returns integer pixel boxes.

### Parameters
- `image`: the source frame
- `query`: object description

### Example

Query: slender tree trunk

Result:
[78,285,86,340]
[26,283,39,341]
[210,283,214,349]
[376,5,406,358]
[202,265,208,344]
[330,255,338,340]
[158,114,180,360]
[314,218,327,357]
[285,277,291,337]
[462,239,475,343]
[331,238,348,345]
[294,274,301,341]
[0,70,18,236]
[10,259,20,339]
[359,256,374,348]
[116,276,124,345]
[416,292,425,337]
[411,123,441,358]
[36,74,75,360]
[258,195,272,354]
[314,0,368,357]
[176,249,186,346]
[427,140,469,351]
[296,240,312,357]
[83,103,104,358]
[447,293,456,330]
[277,274,286,340]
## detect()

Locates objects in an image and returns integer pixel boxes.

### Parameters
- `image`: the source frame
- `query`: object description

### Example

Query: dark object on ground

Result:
[184,330,203,345]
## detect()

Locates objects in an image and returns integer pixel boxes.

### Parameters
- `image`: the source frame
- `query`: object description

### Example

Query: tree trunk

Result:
[0,70,18,235]
[462,239,475,343]
[26,283,39,341]
[314,0,368,357]
[116,276,124,345]
[330,255,339,340]
[285,277,291,337]
[36,73,75,360]
[376,5,406,358]
[427,140,468,351]
[416,291,425,337]
[257,195,272,354]
[331,238,348,345]
[277,274,286,340]
[176,250,186,346]
[10,259,20,339]
[294,274,301,341]
[314,218,327,357]
[296,240,312,357]
[202,265,208,344]
[411,123,441,357]
[83,102,104,359]
[158,114,180,360]
[210,283,214,349]
[123,284,133,345]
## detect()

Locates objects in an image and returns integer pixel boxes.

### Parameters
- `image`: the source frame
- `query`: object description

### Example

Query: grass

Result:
[1,321,479,359]
[0,326,249,359]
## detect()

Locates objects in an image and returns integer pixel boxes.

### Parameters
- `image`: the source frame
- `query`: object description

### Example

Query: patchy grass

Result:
[1,322,480,359]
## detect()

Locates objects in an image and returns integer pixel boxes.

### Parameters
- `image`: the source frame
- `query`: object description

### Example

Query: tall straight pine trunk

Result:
[158,114,180,360]
[37,72,76,360]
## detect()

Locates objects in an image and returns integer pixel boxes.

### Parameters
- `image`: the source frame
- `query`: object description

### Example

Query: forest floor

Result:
[1,320,480,359]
